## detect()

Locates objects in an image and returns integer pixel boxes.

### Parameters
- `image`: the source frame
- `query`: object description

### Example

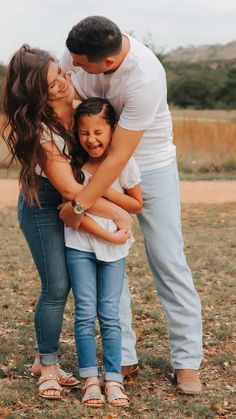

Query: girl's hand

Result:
[113,209,132,230]
[111,228,132,245]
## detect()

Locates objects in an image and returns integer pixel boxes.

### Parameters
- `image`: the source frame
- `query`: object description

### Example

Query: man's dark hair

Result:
[66,16,122,62]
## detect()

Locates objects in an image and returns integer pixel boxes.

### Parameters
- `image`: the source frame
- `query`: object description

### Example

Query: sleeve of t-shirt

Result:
[119,157,142,190]
[118,78,165,131]
[60,48,87,100]
[41,126,67,155]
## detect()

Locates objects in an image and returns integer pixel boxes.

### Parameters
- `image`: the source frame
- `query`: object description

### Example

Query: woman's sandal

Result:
[31,363,79,387]
[82,380,105,408]
[105,381,129,407]
[38,375,63,400]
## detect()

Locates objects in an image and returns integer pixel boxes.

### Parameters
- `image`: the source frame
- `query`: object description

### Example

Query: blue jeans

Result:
[66,248,125,383]
[120,160,202,369]
[17,177,70,365]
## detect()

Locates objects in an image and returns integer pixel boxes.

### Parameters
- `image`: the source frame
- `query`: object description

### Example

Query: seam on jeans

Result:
[35,206,50,355]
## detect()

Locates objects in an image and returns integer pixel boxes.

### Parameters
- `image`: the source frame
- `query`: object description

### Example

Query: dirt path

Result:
[0,179,236,209]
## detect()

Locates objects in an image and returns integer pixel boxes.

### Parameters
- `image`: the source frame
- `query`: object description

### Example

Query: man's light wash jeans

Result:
[119,160,202,369]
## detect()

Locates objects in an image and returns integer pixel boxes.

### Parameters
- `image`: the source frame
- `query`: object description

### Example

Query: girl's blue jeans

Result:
[17,177,71,365]
[66,248,125,383]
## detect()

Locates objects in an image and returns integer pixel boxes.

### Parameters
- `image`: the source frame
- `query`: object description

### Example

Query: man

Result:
[59,15,203,394]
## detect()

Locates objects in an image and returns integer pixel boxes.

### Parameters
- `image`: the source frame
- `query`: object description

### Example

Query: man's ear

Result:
[104,56,116,68]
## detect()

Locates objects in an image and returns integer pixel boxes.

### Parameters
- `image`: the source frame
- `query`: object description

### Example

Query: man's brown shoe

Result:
[121,364,139,380]
[174,369,203,395]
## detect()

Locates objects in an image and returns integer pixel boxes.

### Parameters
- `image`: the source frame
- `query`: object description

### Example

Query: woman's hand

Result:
[58,202,84,230]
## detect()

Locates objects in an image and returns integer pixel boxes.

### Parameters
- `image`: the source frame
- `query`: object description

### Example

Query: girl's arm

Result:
[41,140,131,229]
[104,184,143,214]
[80,215,131,244]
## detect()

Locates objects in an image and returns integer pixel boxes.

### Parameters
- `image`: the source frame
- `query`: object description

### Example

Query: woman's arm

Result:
[41,141,131,229]
[104,184,143,214]
[80,215,131,244]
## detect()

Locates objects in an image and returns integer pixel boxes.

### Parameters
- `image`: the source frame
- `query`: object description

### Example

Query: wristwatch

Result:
[71,199,86,215]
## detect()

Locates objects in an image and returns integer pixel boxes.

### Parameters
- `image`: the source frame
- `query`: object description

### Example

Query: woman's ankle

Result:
[41,364,58,376]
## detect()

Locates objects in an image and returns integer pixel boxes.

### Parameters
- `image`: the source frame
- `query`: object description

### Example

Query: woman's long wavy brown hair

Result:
[1,44,83,206]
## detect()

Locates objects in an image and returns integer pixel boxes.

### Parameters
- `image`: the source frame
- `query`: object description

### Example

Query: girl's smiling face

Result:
[78,113,114,159]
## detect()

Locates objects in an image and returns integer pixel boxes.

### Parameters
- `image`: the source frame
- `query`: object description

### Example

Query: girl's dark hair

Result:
[73,97,117,180]
[1,44,82,205]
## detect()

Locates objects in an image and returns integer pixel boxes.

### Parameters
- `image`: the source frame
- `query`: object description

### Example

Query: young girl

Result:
[65,98,143,407]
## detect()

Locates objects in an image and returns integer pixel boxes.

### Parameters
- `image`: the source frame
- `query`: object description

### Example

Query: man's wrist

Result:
[71,199,87,215]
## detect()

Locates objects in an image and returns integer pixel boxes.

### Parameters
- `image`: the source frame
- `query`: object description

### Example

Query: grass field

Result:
[0,205,235,418]
[172,109,236,174]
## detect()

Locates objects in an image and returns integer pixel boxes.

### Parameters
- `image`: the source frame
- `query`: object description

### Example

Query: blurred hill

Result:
[1,40,236,111]
[165,41,236,63]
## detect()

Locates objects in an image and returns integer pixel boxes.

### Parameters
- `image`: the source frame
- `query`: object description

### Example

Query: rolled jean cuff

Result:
[172,361,202,370]
[79,367,98,378]
[40,352,58,365]
[105,372,123,383]
[121,357,139,366]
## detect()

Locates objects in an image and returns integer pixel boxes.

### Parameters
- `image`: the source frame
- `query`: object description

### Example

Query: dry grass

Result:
[0,204,236,418]
[1,110,236,175]
[172,109,236,173]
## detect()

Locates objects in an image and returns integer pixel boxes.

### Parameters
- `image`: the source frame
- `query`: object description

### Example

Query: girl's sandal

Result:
[105,381,129,407]
[38,375,63,400]
[82,381,105,408]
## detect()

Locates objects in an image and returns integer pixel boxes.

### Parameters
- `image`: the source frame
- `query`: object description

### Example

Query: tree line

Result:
[0,58,236,112]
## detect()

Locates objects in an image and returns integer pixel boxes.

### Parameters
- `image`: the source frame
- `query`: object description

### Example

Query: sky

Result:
[0,0,236,64]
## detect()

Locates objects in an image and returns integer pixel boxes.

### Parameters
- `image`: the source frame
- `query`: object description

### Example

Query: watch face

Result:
[72,200,86,215]
[74,204,84,215]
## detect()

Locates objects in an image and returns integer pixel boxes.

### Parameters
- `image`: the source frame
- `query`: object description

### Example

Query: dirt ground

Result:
[0,179,236,209]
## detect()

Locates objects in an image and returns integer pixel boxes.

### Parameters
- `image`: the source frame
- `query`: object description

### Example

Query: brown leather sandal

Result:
[121,364,139,380]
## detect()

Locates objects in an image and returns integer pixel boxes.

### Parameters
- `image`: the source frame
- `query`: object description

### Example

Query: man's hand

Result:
[58,201,84,230]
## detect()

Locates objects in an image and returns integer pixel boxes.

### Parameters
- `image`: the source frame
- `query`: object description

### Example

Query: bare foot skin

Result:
[31,352,79,389]
[82,377,105,407]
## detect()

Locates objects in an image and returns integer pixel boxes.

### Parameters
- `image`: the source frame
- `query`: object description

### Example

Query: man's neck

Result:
[104,35,130,74]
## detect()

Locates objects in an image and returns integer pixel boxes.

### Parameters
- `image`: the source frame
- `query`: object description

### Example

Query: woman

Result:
[1,45,131,399]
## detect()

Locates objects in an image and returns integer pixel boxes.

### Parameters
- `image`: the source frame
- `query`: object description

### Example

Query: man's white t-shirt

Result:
[65,157,141,262]
[60,35,176,173]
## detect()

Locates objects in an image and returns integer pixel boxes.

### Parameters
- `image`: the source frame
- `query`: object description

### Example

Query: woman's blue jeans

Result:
[17,177,71,365]
[66,248,125,383]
